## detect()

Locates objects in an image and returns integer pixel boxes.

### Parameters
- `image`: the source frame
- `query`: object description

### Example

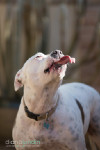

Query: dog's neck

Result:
[23,81,60,114]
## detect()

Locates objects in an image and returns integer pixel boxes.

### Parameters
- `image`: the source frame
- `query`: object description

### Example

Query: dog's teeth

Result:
[54,64,62,69]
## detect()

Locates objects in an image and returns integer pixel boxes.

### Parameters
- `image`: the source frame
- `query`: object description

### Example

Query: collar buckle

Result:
[45,112,49,121]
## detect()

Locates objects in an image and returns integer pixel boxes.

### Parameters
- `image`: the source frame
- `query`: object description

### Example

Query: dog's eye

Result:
[35,56,43,60]
[36,56,41,58]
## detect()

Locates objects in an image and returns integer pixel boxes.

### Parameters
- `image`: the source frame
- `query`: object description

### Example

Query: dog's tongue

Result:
[54,56,75,66]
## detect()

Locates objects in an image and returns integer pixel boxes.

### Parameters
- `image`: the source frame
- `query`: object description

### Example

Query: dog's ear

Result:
[14,69,24,91]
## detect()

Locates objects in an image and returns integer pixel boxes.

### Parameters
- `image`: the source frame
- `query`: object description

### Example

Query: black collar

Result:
[23,97,59,121]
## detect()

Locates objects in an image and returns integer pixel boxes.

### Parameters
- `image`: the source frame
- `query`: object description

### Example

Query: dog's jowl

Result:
[13,50,100,150]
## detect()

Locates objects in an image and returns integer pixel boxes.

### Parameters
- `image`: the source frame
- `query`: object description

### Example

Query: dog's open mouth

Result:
[44,56,75,73]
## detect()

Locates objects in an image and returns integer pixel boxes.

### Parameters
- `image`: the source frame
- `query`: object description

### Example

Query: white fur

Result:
[13,52,100,150]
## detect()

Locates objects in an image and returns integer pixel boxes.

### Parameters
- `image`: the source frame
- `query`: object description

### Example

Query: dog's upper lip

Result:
[44,55,75,73]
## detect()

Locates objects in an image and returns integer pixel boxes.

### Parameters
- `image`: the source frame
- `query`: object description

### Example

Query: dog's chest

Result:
[18,119,59,141]
[24,129,69,150]
[14,114,70,149]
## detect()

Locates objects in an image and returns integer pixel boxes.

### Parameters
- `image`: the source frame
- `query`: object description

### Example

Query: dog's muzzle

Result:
[44,50,75,73]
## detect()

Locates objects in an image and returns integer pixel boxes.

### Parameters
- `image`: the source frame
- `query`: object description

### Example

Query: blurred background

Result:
[0,0,100,149]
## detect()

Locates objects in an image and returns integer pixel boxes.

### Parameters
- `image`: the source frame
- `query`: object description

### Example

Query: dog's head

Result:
[14,50,75,91]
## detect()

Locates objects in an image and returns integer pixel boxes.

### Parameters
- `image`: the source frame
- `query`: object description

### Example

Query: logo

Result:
[5,139,40,148]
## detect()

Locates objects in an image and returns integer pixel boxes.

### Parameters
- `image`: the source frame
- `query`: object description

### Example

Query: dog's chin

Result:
[57,65,67,79]
[44,62,67,80]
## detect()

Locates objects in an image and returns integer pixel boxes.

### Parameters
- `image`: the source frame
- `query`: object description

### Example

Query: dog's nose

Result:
[50,50,63,59]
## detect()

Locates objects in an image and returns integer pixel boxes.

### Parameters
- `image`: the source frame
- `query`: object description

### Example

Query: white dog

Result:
[13,50,100,150]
